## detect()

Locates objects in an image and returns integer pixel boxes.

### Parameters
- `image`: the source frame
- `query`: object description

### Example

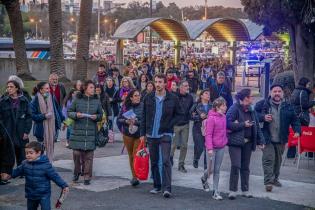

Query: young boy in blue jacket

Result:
[10,141,69,210]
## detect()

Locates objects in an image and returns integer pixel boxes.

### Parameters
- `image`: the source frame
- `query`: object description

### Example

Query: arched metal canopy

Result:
[112,17,190,41]
[182,18,264,41]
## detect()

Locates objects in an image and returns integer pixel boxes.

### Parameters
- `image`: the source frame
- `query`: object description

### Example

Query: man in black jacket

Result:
[140,73,183,198]
[186,70,199,101]
[255,84,301,192]
[170,81,194,173]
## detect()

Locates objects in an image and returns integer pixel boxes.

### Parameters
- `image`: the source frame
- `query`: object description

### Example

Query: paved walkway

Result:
[53,155,315,208]
[1,126,315,209]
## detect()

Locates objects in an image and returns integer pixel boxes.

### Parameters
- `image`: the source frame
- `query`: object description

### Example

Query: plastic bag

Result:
[133,141,149,180]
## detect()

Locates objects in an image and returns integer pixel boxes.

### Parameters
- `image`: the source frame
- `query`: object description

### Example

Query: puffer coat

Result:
[12,155,68,200]
[68,93,102,151]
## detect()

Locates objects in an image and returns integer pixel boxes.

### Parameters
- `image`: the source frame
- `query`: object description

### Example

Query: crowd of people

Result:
[0,56,314,209]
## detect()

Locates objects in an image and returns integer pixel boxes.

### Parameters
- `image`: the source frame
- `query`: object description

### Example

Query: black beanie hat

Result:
[270,84,283,90]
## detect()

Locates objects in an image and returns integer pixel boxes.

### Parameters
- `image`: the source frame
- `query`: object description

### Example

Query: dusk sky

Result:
[115,0,243,8]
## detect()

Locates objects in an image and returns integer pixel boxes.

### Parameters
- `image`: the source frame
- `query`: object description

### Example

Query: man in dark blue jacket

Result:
[140,73,183,198]
[255,84,301,192]
[208,71,233,110]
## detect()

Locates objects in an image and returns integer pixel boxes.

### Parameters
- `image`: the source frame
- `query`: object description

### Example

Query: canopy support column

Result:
[115,39,124,72]
[174,40,181,65]
[229,41,237,91]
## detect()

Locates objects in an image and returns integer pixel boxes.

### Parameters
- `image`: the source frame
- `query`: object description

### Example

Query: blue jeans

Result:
[27,197,51,210]
[150,146,163,182]
[66,126,72,140]
[147,135,172,192]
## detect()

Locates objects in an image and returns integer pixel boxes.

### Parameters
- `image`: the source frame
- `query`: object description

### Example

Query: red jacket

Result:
[166,76,180,91]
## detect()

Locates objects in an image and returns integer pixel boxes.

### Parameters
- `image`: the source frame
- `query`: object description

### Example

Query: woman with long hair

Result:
[68,80,103,185]
[104,77,121,135]
[119,77,135,102]
[141,81,155,99]
[190,90,212,169]
[137,74,149,92]
[30,82,64,162]
[73,80,83,92]
[117,90,143,186]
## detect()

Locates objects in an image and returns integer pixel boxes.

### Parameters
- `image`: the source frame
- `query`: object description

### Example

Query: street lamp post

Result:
[114,19,118,32]
[30,18,41,39]
[70,17,77,35]
[204,0,208,20]
[97,0,101,43]
[103,19,108,39]
[149,0,152,62]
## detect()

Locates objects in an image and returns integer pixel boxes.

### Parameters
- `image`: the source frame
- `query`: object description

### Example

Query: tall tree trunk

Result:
[74,0,93,81]
[4,0,32,79]
[289,23,315,85]
[48,0,67,81]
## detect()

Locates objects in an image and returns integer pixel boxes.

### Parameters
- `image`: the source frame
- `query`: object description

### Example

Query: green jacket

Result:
[68,93,102,151]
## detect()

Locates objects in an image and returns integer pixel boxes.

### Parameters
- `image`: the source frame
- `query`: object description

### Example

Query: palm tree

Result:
[48,0,67,81]
[74,0,93,80]
[1,0,32,79]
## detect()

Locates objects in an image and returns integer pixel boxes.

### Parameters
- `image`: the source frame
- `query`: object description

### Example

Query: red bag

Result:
[133,141,149,180]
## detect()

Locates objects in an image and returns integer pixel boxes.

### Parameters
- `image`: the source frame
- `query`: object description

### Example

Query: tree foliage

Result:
[241,0,313,32]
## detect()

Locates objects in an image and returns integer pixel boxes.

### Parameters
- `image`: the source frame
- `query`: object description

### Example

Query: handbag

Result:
[96,124,109,147]
[297,91,310,125]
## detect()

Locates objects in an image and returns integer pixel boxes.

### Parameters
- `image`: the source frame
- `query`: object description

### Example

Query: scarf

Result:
[37,92,55,163]
[105,86,116,97]
[119,87,130,98]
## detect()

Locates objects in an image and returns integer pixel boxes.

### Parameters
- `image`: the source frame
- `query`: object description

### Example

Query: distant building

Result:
[103,1,114,12]
[63,0,80,14]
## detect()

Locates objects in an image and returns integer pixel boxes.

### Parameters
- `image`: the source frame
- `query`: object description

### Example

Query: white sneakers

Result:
[212,191,223,200]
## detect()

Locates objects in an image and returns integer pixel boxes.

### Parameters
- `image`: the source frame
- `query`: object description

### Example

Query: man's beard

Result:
[272,96,282,104]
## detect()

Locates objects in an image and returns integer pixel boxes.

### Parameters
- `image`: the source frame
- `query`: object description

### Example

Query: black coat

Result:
[0,95,32,147]
[209,82,233,109]
[291,86,315,125]
[0,122,15,174]
[186,76,199,94]
[104,86,120,117]
[99,93,112,118]
[190,102,212,138]
[117,103,143,138]
[255,98,301,144]
[190,102,212,124]
[140,91,183,137]
[226,102,265,150]
[176,92,194,125]
[291,86,315,111]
